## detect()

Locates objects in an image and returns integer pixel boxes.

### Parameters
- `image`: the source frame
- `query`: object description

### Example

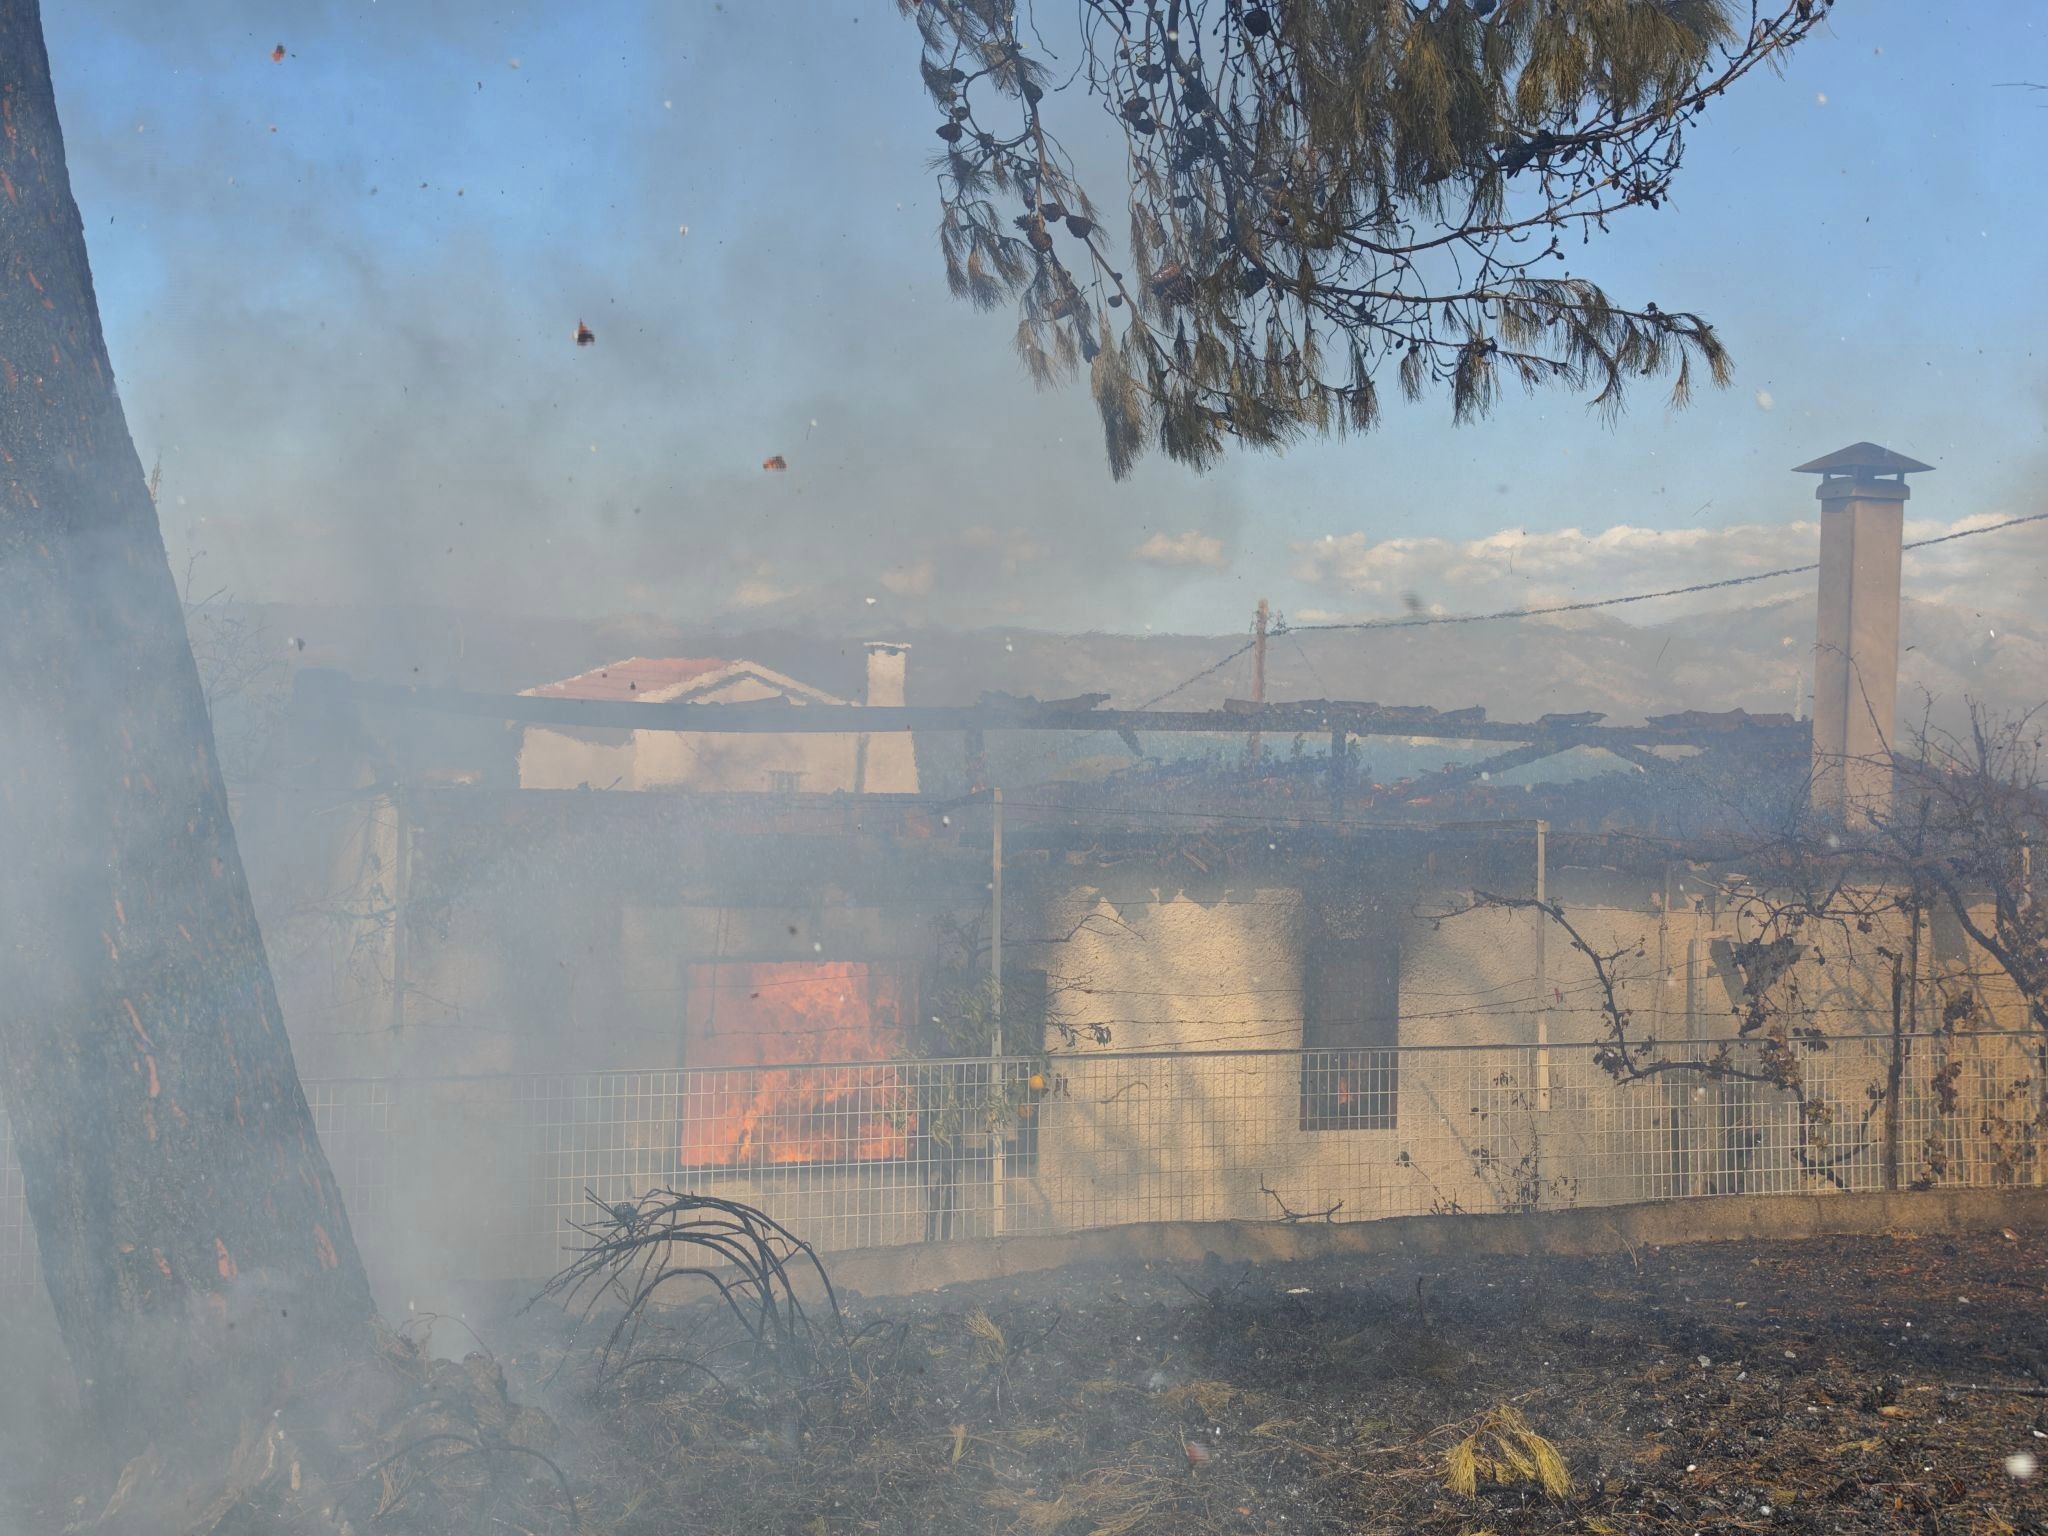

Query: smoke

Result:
[47,2,2048,654]
[47,0,1250,642]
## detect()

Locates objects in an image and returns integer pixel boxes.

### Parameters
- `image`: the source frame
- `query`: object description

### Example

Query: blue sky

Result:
[44,1,2048,635]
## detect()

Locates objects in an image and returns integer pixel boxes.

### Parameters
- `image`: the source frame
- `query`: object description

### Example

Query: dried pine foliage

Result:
[901,1,1834,475]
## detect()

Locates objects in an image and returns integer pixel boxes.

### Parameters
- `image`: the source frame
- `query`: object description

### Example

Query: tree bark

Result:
[0,0,375,1468]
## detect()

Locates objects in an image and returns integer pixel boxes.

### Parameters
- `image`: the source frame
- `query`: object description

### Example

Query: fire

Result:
[682,961,915,1168]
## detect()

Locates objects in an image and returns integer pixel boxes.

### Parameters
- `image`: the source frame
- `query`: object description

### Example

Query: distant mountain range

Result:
[235,592,2043,733]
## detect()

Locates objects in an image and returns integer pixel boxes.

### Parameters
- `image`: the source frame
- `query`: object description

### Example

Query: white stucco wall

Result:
[992,877,2044,1233]
[515,672,918,794]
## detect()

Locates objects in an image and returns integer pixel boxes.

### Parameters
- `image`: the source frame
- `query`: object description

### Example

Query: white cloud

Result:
[1133,529,1228,570]
[1292,513,2047,621]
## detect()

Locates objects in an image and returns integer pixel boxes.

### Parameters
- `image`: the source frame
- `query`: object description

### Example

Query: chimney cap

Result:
[1791,441,1933,478]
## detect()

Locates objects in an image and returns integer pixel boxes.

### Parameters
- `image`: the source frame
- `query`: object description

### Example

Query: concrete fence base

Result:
[816,1186,2048,1299]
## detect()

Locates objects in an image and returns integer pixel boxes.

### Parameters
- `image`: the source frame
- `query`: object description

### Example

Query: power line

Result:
[1134,509,2048,711]
[1294,560,1821,636]
[1135,638,1257,710]
[1898,508,2048,553]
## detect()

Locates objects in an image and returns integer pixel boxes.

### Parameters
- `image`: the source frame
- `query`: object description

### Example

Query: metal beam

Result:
[1600,741,1671,774]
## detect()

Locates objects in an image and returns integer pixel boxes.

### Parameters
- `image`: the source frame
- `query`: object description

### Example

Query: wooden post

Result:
[1533,820,1550,1111]
[1248,598,1269,768]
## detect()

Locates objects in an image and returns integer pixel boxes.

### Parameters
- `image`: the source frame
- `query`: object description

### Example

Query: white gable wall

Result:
[518,666,913,793]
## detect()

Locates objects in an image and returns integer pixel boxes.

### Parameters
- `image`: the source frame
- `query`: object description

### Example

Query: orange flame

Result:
[682,962,913,1168]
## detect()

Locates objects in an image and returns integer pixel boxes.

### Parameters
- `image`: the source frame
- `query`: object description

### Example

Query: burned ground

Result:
[6,1228,2045,1533]
[489,1228,2048,1536]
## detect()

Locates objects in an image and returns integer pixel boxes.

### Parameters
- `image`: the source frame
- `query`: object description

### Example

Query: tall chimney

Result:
[1793,441,1932,826]
[863,641,909,707]
[858,642,917,793]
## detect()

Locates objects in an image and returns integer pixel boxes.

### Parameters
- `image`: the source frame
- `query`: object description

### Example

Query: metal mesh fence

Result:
[2,1032,2042,1299]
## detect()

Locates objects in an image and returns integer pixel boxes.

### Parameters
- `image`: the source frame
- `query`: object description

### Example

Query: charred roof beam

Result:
[1385,739,1575,802]
[322,673,1807,753]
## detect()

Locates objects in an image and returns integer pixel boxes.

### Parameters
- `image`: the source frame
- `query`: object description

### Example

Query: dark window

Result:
[1300,932,1400,1130]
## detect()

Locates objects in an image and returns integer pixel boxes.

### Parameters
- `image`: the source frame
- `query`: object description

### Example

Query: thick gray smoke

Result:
[52,0,1252,639]
[50,2,2048,656]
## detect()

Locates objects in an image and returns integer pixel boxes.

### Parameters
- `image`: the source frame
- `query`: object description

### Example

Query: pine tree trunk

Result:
[0,0,375,1468]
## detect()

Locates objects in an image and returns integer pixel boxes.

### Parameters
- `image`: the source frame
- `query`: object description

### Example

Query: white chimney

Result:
[858,643,917,794]
[1793,441,1930,827]
[863,641,909,707]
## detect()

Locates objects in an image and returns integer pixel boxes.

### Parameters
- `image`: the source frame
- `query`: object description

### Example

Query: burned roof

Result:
[1022,726,1812,847]
[522,657,733,701]
[521,656,849,707]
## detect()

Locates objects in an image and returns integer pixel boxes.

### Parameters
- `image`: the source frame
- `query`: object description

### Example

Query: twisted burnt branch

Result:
[534,1190,848,1391]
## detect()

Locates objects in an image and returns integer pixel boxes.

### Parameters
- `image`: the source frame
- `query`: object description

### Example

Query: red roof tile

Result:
[523,657,730,701]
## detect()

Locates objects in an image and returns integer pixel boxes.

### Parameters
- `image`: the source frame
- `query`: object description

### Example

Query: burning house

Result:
[211,445,2039,1289]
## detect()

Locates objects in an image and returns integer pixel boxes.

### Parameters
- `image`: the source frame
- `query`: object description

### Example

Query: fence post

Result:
[1680,934,1703,1197]
[990,788,1005,1237]
[2036,1037,2048,1190]
[1883,952,1904,1192]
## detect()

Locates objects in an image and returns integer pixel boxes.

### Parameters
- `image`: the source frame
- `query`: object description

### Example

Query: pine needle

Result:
[1441,1404,1573,1499]
[1529,1431,1573,1499]
[964,1307,1007,1364]
[1444,1436,1480,1497]
[1161,1380,1236,1416]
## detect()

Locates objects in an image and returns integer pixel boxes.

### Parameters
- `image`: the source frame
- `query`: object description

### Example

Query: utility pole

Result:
[990,787,1003,1053]
[1248,598,1269,767]
[965,728,989,795]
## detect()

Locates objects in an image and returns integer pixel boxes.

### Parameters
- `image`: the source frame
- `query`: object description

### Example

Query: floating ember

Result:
[574,320,595,346]
[761,454,787,471]
[271,44,286,62]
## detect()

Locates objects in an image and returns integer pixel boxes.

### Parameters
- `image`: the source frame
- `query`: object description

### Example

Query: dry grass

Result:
[1159,1379,1236,1417]
[965,1307,1009,1364]
[1441,1404,1572,1500]
[999,1461,1192,1536]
